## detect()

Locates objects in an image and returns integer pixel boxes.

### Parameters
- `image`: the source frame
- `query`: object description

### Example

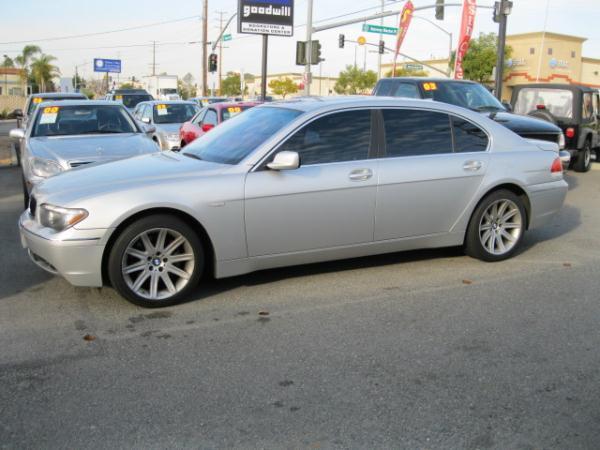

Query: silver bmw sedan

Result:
[19,97,568,307]
[10,100,160,208]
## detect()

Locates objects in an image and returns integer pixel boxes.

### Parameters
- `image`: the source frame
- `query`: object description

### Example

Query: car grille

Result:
[519,133,560,144]
[69,161,93,168]
[29,195,37,218]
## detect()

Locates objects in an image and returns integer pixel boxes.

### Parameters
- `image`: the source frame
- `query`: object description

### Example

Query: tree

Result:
[30,54,60,92]
[268,77,299,99]
[179,73,197,99]
[14,45,41,85]
[450,33,512,83]
[334,65,378,95]
[221,72,242,97]
[1,56,14,68]
[119,82,134,89]
[384,67,429,78]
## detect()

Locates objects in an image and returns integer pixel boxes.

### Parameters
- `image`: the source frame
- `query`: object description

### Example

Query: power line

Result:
[0,15,201,45]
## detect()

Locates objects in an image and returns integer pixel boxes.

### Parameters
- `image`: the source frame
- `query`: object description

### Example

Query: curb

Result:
[0,143,18,168]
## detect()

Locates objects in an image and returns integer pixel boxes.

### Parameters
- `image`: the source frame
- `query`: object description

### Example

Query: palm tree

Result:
[30,54,60,92]
[14,45,41,88]
[1,55,15,68]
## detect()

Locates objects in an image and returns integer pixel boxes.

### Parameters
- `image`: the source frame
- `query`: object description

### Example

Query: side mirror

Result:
[501,101,512,112]
[9,128,25,140]
[144,124,156,134]
[267,151,300,171]
[141,117,151,124]
[12,109,23,118]
[201,123,215,133]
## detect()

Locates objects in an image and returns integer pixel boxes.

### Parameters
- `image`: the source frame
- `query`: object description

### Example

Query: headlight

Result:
[558,132,565,150]
[29,157,63,178]
[39,204,88,231]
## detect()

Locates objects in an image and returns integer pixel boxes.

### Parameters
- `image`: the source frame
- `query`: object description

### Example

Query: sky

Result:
[1,0,599,87]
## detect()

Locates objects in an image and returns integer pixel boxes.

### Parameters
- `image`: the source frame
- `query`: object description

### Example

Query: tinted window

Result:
[278,110,372,166]
[184,107,302,165]
[392,83,420,99]
[118,94,153,109]
[452,117,488,153]
[221,105,254,122]
[32,105,137,137]
[421,81,505,112]
[383,109,452,157]
[203,109,218,126]
[375,79,394,96]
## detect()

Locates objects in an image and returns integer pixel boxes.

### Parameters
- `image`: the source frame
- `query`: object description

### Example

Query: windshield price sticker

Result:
[227,106,242,116]
[156,104,168,116]
[40,106,60,124]
[423,82,438,91]
[33,97,43,104]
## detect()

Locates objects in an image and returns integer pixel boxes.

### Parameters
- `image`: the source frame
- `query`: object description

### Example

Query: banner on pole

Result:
[454,0,477,79]
[392,1,415,76]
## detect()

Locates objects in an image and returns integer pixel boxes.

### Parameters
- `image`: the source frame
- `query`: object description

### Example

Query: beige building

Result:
[247,72,338,98]
[0,68,26,97]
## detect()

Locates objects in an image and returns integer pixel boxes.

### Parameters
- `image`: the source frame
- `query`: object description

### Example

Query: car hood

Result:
[487,112,561,134]
[35,151,228,200]
[29,133,158,165]
[155,123,183,134]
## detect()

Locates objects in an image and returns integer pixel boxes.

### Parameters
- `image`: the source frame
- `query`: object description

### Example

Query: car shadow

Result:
[564,172,579,191]
[520,203,581,253]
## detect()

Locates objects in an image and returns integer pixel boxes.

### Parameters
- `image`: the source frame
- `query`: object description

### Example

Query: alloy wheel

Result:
[478,199,523,256]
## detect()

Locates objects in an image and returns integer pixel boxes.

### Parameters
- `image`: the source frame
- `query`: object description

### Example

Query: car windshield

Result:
[513,88,574,119]
[422,81,506,112]
[31,104,138,137]
[27,96,86,115]
[153,103,198,124]
[116,94,153,109]
[221,105,254,122]
[183,106,302,165]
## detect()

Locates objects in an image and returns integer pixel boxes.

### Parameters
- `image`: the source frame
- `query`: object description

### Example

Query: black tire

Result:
[596,149,600,163]
[573,139,592,173]
[22,175,29,210]
[107,214,204,308]
[527,109,557,124]
[465,189,527,262]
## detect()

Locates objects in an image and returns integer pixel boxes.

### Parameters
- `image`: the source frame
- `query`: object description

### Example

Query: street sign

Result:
[362,24,398,36]
[357,36,367,46]
[405,63,423,71]
[238,0,294,36]
[223,34,232,42]
[93,58,121,74]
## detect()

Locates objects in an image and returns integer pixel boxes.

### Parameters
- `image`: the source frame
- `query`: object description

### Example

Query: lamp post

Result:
[410,16,453,77]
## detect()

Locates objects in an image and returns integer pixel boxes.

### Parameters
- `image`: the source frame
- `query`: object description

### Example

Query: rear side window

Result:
[382,109,453,157]
[452,117,488,152]
[278,110,372,165]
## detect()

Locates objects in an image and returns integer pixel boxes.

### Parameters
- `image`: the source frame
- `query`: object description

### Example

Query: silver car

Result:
[10,100,160,208]
[19,97,568,307]
[132,100,199,151]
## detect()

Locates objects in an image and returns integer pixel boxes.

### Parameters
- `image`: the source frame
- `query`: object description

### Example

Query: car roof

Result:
[381,77,477,84]
[512,83,596,93]
[36,100,126,107]
[29,92,87,99]
[109,89,151,94]
[137,100,197,106]
[209,101,261,110]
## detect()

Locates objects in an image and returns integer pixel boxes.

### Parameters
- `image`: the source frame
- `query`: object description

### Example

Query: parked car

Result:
[132,100,199,151]
[511,84,600,172]
[179,102,260,147]
[190,97,230,107]
[106,89,153,111]
[9,100,159,208]
[19,97,567,307]
[373,78,568,166]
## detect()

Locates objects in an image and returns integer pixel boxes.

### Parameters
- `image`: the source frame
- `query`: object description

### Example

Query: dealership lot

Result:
[1,162,600,448]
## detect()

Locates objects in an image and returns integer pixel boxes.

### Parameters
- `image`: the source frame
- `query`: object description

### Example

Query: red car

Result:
[179,102,260,147]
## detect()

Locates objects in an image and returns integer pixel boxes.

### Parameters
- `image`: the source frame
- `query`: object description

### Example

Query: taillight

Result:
[565,127,575,139]
[551,157,562,174]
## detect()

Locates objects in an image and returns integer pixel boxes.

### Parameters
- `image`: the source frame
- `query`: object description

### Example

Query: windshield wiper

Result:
[182,152,202,161]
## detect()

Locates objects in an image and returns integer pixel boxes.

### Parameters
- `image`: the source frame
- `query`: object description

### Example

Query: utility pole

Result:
[216,10,227,95]
[304,0,313,96]
[494,0,513,100]
[201,0,209,96]
[152,40,156,76]
[377,0,384,79]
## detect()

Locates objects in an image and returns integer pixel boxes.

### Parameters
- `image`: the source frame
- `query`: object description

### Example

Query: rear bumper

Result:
[528,179,569,229]
[19,211,106,287]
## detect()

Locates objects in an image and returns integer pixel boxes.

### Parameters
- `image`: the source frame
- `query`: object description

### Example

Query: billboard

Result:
[93,58,122,74]
[238,0,294,36]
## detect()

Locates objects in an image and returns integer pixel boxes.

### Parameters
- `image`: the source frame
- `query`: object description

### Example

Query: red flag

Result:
[392,1,415,76]
[454,0,477,79]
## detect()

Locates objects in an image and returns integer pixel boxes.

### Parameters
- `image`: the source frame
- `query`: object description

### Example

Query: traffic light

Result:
[378,40,385,55]
[209,53,218,73]
[310,40,322,65]
[435,0,445,20]
[493,0,513,23]
[338,34,345,49]
[296,41,307,65]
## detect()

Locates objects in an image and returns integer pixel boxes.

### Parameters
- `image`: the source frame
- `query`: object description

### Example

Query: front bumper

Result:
[19,211,106,287]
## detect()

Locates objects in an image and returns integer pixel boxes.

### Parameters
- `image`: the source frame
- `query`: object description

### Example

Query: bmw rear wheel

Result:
[108,215,204,307]
[465,190,527,262]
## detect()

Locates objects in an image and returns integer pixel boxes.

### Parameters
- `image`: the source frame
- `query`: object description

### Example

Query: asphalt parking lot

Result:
[1,160,600,449]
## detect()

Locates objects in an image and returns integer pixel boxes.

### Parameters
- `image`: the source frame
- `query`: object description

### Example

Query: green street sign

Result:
[223,34,232,42]
[405,63,424,71]
[362,24,398,36]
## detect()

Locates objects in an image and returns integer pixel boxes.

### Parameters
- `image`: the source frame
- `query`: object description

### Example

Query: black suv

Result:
[511,84,599,172]
[105,89,153,112]
[373,77,565,153]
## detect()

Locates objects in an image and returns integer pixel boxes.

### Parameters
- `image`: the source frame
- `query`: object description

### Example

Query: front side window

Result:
[203,109,218,126]
[32,105,137,137]
[513,88,574,119]
[382,109,453,157]
[277,110,372,166]
[452,117,489,153]
[183,106,302,165]
[153,103,198,124]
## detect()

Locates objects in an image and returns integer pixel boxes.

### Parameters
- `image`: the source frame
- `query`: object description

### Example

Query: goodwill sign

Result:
[238,0,294,36]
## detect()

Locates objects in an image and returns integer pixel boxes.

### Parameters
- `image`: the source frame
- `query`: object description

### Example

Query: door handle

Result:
[349,168,373,181]
[463,160,483,172]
